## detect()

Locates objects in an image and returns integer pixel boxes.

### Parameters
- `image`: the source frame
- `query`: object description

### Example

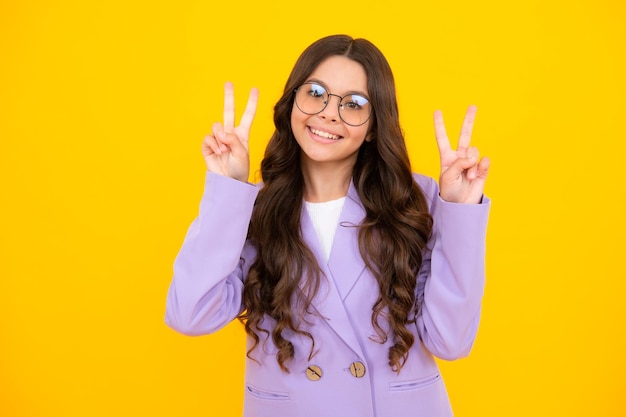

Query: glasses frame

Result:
[293,81,373,127]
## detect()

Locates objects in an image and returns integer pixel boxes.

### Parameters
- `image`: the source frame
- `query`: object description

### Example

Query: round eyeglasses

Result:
[294,82,372,127]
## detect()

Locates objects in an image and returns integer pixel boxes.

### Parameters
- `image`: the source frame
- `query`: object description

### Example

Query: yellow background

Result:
[1,0,624,416]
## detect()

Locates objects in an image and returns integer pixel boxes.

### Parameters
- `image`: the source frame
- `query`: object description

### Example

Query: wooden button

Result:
[350,361,366,378]
[306,365,322,381]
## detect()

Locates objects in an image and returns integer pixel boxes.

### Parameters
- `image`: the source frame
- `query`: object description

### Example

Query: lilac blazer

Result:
[166,172,490,417]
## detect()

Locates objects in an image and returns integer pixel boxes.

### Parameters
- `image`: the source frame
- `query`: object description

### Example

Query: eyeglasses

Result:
[294,82,372,127]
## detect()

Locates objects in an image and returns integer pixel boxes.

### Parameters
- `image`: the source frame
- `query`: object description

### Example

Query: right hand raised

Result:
[202,82,258,182]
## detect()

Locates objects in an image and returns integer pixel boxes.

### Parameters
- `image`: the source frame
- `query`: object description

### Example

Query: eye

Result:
[307,83,326,99]
[343,95,369,110]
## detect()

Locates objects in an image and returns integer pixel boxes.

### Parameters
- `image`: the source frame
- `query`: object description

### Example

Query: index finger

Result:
[434,109,451,154]
[458,105,477,150]
[223,81,235,132]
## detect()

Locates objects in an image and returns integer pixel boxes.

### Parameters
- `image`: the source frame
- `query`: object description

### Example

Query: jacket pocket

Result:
[246,384,290,401]
[389,373,441,392]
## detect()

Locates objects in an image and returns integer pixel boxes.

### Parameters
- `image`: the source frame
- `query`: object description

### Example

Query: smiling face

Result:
[290,55,371,171]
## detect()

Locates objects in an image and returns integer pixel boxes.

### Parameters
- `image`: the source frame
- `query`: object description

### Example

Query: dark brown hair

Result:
[239,34,433,373]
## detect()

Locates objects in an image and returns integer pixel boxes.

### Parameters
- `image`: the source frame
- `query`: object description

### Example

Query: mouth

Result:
[309,127,343,141]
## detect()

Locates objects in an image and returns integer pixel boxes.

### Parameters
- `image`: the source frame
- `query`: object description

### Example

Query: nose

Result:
[319,94,342,122]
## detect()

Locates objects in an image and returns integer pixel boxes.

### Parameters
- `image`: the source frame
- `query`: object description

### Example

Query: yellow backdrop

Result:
[1,0,624,416]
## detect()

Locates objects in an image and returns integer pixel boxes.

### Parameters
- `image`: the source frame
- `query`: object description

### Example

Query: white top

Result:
[304,197,346,262]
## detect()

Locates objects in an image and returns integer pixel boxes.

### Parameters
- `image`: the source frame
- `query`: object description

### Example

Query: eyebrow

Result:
[304,78,369,99]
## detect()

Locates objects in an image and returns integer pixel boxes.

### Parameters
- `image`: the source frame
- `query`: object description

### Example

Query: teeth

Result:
[310,127,341,140]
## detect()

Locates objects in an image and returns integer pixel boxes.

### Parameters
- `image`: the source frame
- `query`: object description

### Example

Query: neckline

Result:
[304,196,347,206]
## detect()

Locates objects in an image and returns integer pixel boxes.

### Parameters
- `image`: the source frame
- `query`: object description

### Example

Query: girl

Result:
[166,34,491,417]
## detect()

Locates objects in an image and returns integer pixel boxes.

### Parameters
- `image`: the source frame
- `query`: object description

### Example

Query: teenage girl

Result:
[166,34,491,417]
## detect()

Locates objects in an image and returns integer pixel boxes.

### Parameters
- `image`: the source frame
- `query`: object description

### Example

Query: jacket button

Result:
[350,361,366,378]
[306,365,323,381]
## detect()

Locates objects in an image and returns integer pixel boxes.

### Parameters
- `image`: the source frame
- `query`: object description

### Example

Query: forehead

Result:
[308,55,368,94]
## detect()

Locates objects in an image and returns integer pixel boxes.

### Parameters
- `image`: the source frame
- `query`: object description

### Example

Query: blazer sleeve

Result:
[414,175,491,360]
[165,172,259,336]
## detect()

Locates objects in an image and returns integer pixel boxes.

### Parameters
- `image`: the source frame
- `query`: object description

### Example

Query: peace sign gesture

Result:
[202,82,259,182]
[434,105,490,204]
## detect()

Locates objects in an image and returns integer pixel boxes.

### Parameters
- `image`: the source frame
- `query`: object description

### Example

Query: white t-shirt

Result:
[304,197,346,262]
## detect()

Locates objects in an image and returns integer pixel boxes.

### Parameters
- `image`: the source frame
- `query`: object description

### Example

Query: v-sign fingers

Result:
[223,81,235,132]
[458,105,477,151]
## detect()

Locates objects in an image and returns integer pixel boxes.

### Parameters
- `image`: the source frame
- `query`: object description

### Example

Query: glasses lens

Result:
[295,82,327,115]
[339,94,371,126]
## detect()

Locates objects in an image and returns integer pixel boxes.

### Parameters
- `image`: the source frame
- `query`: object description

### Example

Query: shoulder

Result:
[412,173,439,206]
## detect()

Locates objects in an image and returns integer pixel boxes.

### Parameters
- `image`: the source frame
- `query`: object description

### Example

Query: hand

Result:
[434,105,490,204]
[202,82,258,182]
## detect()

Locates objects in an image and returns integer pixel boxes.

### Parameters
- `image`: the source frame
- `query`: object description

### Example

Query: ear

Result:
[365,132,375,142]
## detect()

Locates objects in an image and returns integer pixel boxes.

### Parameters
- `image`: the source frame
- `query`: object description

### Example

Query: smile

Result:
[309,127,342,141]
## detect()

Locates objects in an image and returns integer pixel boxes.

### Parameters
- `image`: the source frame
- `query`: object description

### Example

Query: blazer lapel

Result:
[299,181,367,358]
[327,182,367,300]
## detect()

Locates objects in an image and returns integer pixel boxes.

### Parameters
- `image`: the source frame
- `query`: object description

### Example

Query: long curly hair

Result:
[239,34,433,373]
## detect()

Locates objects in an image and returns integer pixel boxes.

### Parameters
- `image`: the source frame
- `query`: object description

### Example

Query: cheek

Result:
[291,103,303,126]
[290,106,307,146]
[350,124,371,143]
[290,106,312,141]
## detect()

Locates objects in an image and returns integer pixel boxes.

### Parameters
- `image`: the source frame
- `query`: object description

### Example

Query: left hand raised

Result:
[434,105,490,204]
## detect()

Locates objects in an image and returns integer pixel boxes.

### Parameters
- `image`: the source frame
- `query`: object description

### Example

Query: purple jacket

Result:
[166,172,490,417]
